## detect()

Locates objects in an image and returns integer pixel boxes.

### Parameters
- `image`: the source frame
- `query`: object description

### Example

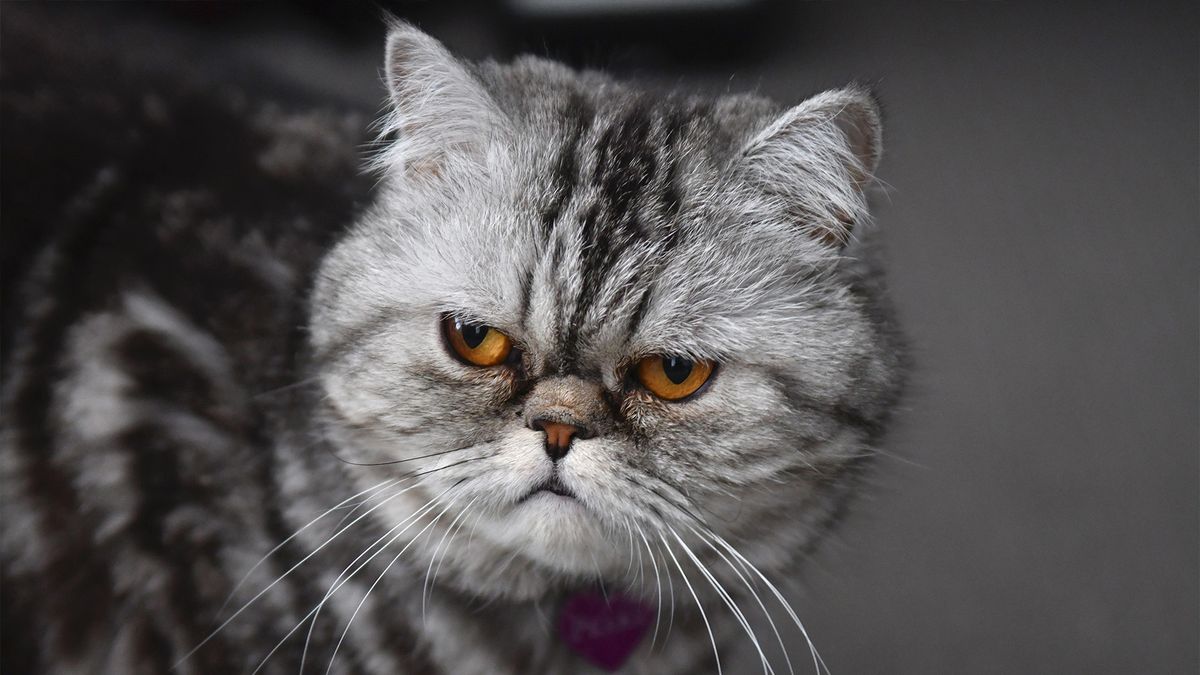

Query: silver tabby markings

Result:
[2,14,904,675]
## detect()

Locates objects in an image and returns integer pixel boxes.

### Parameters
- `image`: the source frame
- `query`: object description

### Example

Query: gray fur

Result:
[2,17,904,674]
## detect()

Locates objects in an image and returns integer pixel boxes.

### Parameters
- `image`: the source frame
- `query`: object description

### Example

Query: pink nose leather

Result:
[540,421,578,449]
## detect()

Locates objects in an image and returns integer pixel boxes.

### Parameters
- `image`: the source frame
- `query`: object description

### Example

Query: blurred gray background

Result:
[14,2,1198,672]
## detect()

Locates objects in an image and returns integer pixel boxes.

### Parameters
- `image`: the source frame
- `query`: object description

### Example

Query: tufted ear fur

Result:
[736,86,882,248]
[371,20,508,184]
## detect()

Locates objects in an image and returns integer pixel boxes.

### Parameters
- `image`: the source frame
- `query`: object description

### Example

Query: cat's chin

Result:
[487,494,625,576]
[414,493,630,603]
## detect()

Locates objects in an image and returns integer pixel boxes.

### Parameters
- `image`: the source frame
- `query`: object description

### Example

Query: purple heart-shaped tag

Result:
[558,591,655,671]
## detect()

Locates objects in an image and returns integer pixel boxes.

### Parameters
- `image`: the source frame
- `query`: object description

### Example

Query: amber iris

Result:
[635,355,714,400]
[443,317,513,367]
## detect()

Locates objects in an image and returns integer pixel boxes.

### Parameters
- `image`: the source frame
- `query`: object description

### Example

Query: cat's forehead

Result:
[429,93,825,372]
[511,86,755,185]
[350,62,860,373]
[512,96,731,369]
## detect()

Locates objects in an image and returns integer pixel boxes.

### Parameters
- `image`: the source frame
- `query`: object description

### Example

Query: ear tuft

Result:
[736,86,884,249]
[383,19,451,109]
[820,86,882,184]
[372,20,504,181]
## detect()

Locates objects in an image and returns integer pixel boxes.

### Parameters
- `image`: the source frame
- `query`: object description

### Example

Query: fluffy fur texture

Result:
[1,15,904,674]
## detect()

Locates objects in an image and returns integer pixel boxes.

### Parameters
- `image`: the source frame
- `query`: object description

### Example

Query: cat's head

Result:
[309,21,902,600]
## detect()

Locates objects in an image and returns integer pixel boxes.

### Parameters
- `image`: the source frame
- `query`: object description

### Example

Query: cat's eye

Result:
[443,317,514,367]
[634,355,715,401]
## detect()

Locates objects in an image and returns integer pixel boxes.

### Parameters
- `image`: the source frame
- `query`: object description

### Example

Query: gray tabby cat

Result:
[1,16,904,675]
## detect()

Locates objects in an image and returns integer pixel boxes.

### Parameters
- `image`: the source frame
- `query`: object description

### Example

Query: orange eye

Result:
[635,355,715,401]
[443,317,513,367]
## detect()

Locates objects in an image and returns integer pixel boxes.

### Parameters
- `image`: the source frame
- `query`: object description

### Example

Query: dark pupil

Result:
[662,356,693,385]
[460,322,489,349]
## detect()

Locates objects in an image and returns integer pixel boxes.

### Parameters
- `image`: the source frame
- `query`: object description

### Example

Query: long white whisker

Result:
[589,544,610,605]
[669,527,774,675]
[216,477,400,617]
[325,496,469,675]
[658,536,677,646]
[422,495,477,622]
[296,483,458,673]
[175,477,432,669]
[634,523,664,653]
[257,486,455,675]
[328,446,486,529]
[659,533,722,675]
[695,528,795,675]
[624,519,637,581]
[329,483,396,532]
[429,502,471,595]
[464,499,486,554]
[697,527,829,675]
[250,375,323,400]
[632,519,646,590]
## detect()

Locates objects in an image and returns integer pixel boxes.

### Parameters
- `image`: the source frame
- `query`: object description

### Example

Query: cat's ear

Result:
[736,86,882,248]
[374,19,507,182]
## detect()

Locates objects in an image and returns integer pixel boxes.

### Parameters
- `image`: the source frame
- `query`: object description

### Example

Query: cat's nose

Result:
[523,376,606,459]
[529,417,593,461]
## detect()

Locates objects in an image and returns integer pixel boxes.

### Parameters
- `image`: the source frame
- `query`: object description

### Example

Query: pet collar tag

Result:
[558,590,654,671]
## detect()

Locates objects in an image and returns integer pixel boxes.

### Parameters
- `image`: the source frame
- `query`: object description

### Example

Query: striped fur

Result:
[2,17,905,675]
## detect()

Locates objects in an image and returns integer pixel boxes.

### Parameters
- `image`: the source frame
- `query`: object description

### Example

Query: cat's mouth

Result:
[519,473,576,502]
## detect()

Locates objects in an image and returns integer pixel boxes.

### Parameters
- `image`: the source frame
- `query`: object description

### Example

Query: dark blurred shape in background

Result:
[2,2,1196,674]
[113,0,787,67]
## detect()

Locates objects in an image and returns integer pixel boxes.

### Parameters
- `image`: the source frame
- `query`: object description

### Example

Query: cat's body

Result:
[2,15,904,675]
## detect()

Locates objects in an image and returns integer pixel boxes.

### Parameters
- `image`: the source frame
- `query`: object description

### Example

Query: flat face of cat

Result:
[309,22,901,596]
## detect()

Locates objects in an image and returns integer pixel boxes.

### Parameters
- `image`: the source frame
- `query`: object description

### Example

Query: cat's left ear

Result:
[736,86,882,248]
[374,19,508,183]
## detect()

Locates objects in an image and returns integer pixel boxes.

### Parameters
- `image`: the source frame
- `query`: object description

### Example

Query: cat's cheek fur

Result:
[322,318,513,417]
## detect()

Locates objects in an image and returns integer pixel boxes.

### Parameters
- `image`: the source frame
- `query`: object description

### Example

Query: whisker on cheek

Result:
[660,532,723,675]
[325,494,469,674]
[634,522,665,653]
[696,528,796,675]
[693,526,830,675]
[668,526,774,675]
[326,434,491,467]
[255,481,462,674]
[216,476,400,619]
[422,494,478,622]
[176,475,442,670]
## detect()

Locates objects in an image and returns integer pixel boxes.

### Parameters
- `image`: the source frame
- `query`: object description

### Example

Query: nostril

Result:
[528,416,593,437]
[529,416,592,461]
[545,423,573,447]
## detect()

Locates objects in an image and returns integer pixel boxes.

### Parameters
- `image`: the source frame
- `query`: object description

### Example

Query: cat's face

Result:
[309,23,901,597]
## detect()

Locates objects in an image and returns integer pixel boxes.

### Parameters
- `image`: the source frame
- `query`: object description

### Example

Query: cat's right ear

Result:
[373,19,508,182]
